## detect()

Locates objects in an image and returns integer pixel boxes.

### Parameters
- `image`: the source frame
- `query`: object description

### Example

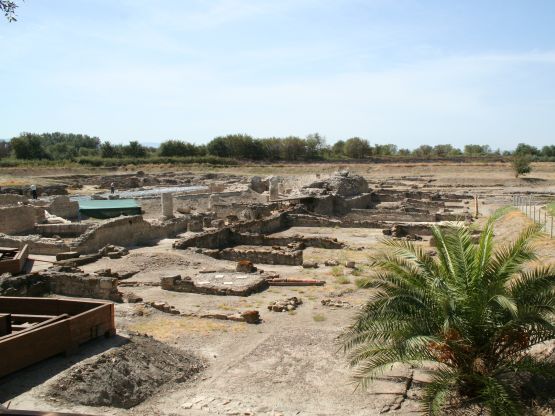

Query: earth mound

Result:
[48,334,204,409]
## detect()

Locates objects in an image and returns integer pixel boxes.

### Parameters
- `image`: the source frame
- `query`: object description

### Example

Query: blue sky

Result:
[1,0,555,149]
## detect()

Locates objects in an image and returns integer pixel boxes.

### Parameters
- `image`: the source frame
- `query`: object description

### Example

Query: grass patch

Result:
[312,313,326,322]
[331,266,344,277]
[350,266,365,277]
[490,205,518,220]
[334,275,351,285]
[355,277,372,289]
[128,315,240,340]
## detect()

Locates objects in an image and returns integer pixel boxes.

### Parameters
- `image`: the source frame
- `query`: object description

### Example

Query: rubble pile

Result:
[302,171,369,197]
[268,297,303,312]
[47,334,204,409]
[321,298,352,308]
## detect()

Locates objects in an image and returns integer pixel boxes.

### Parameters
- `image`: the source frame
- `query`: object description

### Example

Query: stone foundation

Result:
[161,273,269,296]
[199,247,303,266]
[0,270,122,302]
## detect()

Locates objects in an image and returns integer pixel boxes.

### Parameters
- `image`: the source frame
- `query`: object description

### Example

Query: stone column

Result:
[208,194,216,210]
[269,176,279,201]
[161,192,174,218]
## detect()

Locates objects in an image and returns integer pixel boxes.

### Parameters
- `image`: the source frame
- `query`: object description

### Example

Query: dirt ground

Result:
[2,162,555,415]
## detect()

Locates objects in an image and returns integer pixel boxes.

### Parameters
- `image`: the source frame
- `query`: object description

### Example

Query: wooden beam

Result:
[10,314,56,323]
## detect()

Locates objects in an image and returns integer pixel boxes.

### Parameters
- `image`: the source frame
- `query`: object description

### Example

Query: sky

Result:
[1,0,555,149]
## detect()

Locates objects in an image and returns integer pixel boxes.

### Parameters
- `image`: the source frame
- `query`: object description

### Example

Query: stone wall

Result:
[0,194,29,206]
[237,233,344,249]
[0,205,45,235]
[0,234,70,255]
[173,228,233,250]
[0,271,121,301]
[47,196,79,219]
[201,247,303,266]
[344,209,436,222]
[35,223,90,238]
[72,215,189,254]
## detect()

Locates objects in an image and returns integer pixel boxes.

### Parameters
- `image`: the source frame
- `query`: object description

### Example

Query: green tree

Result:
[343,137,370,159]
[514,143,540,157]
[159,140,199,157]
[541,145,555,158]
[1,0,17,22]
[331,140,345,156]
[10,134,50,159]
[206,134,261,159]
[305,133,326,159]
[280,136,306,161]
[258,138,283,160]
[464,144,491,156]
[122,141,147,158]
[413,144,433,157]
[100,141,120,158]
[342,221,555,415]
[512,154,532,178]
[374,144,398,156]
[432,144,461,157]
[0,140,10,158]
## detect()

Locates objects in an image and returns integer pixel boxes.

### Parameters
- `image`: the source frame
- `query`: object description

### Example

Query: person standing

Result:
[110,182,115,194]
[30,184,37,199]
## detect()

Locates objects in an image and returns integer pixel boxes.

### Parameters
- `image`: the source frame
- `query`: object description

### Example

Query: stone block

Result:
[99,278,115,289]
[161,274,180,290]
[55,251,80,261]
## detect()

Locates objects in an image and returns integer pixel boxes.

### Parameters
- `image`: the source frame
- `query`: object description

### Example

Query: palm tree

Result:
[342,220,555,415]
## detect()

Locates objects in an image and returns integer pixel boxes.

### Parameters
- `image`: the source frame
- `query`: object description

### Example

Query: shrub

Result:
[512,154,532,178]
[343,221,555,415]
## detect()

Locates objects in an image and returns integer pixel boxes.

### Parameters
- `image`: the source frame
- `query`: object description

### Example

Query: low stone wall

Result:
[287,213,386,229]
[343,193,374,210]
[161,273,269,296]
[234,211,289,234]
[0,271,121,302]
[345,209,436,222]
[201,247,303,266]
[72,215,189,254]
[0,234,70,255]
[237,233,344,249]
[173,228,233,250]
[0,194,29,206]
[173,211,290,250]
[35,223,90,238]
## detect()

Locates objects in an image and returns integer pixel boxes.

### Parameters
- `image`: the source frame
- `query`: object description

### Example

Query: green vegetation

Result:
[313,313,326,322]
[0,133,552,165]
[334,275,351,285]
[512,154,532,178]
[0,0,17,22]
[331,266,344,277]
[342,221,555,415]
[354,276,372,289]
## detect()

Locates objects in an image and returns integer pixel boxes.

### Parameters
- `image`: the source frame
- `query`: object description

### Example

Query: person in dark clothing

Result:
[110,182,115,194]
[30,184,37,199]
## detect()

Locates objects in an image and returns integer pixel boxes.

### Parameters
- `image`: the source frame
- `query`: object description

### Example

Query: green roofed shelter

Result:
[78,199,142,219]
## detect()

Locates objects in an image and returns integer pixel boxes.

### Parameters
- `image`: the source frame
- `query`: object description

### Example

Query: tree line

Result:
[1,132,553,162]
